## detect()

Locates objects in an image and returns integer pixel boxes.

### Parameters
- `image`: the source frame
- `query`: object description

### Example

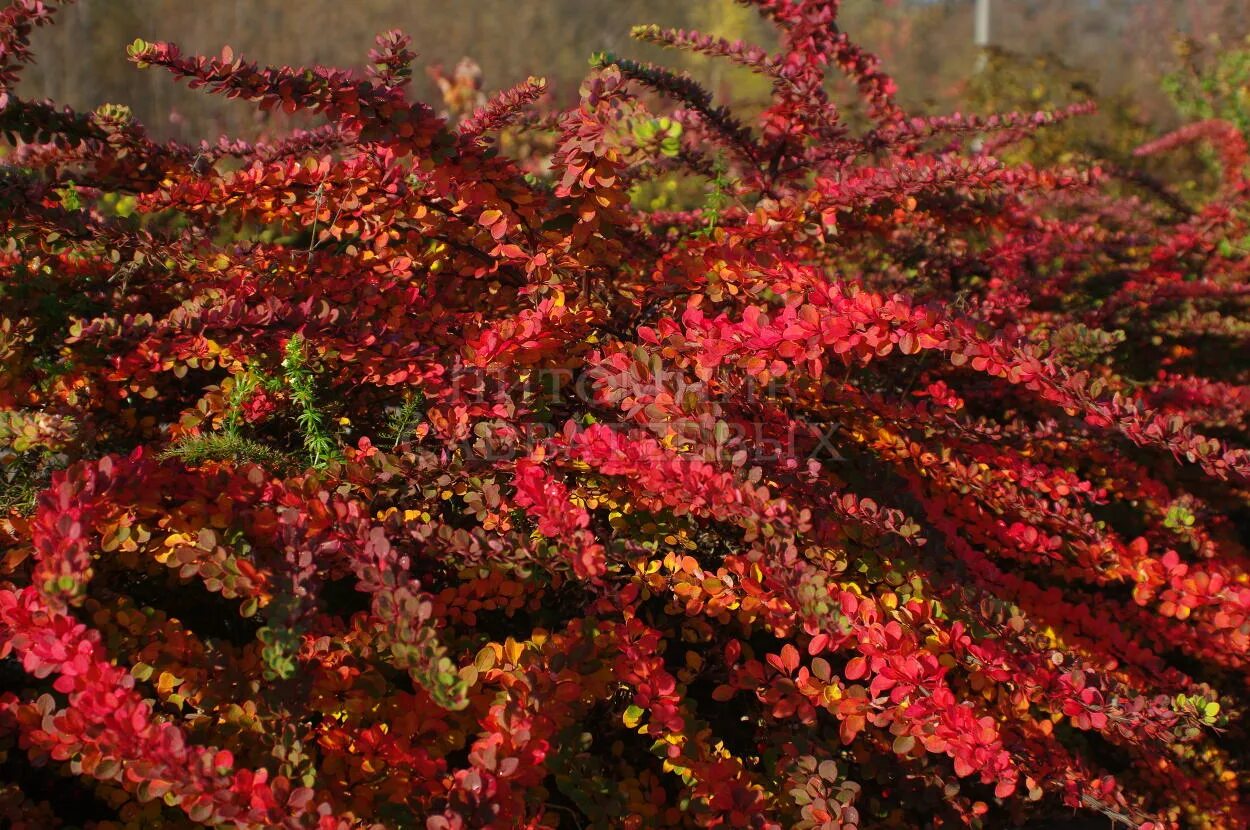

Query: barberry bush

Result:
[2,1,1249,827]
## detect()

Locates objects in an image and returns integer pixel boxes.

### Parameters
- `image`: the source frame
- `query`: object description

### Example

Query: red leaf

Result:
[844,657,868,681]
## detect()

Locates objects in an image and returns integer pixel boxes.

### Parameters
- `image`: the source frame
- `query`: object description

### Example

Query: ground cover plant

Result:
[1,0,1249,827]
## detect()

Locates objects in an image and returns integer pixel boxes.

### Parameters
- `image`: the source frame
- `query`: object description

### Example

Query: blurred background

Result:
[16,0,1250,150]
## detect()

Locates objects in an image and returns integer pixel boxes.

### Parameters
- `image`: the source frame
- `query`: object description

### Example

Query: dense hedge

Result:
[2,1,1249,827]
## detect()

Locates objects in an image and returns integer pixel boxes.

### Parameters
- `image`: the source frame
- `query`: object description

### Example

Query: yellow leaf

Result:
[504,637,524,665]
[157,672,182,695]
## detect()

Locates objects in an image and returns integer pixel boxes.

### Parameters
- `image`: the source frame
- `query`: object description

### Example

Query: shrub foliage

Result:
[2,1,1249,828]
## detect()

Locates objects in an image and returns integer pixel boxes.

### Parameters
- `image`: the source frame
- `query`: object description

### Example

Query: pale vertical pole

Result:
[974,0,991,49]
[971,0,991,154]
[974,0,991,71]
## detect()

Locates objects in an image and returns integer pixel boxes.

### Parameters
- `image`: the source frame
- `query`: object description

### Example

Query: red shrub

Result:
[2,1,1249,828]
